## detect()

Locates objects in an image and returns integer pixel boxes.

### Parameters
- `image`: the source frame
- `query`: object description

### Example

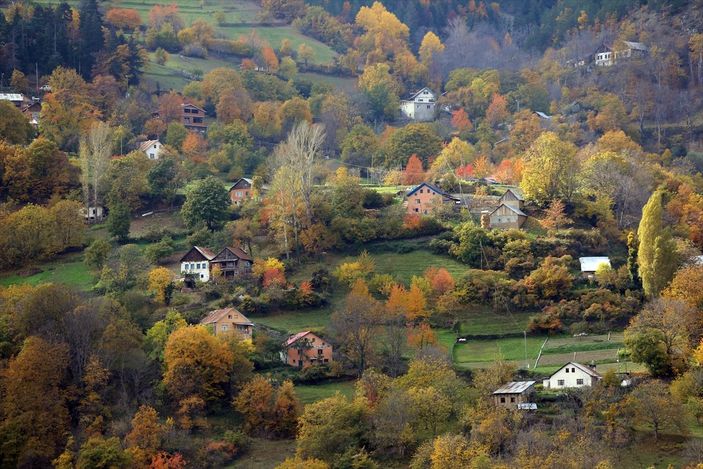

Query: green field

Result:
[451,336,545,370]
[294,380,356,405]
[251,308,332,333]
[0,253,95,291]
[457,310,534,336]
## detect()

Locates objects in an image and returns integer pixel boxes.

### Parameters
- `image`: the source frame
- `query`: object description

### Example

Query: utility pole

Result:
[523,330,528,369]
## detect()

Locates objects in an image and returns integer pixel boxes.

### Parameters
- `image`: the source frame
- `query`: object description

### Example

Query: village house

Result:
[209,246,253,279]
[543,362,602,389]
[404,182,460,215]
[229,178,262,206]
[579,256,611,279]
[180,246,253,282]
[486,188,527,229]
[400,87,437,121]
[0,92,25,108]
[81,206,105,222]
[282,331,333,369]
[180,246,216,282]
[594,41,648,67]
[182,102,207,132]
[492,381,536,409]
[138,139,163,160]
[200,307,254,338]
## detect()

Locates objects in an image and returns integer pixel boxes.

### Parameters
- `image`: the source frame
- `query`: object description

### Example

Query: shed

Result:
[492,381,536,409]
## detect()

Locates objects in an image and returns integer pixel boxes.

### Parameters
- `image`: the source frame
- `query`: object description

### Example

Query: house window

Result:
[221,325,228,331]
[500,397,505,403]
[565,368,569,373]
[414,208,419,212]
[236,191,242,197]
[416,199,421,204]
[557,379,565,386]
[324,358,329,363]
[200,274,204,279]
[572,368,576,372]
[577,379,584,385]
[318,349,323,355]
[427,105,431,109]
[196,263,201,269]
[510,397,515,403]
[419,189,423,193]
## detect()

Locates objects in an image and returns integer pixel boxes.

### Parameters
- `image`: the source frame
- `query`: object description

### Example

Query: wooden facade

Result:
[210,246,253,278]
[489,203,527,229]
[182,103,207,132]
[229,178,253,206]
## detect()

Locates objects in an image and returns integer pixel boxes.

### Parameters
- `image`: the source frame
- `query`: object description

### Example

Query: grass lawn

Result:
[0,253,94,291]
[294,380,356,405]
[458,310,534,336]
[217,25,337,65]
[371,251,470,285]
[251,306,334,333]
[451,336,545,370]
[229,438,296,469]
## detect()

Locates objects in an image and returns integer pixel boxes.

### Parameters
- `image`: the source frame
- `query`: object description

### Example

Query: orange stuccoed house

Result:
[281,331,333,369]
[404,182,460,215]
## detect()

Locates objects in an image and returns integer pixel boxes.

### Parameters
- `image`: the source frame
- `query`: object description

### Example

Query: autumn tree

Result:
[663,265,703,312]
[297,43,314,67]
[105,8,142,30]
[638,190,678,297]
[79,121,112,213]
[403,154,426,185]
[125,405,163,466]
[540,199,572,232]
[107,199,131,242]
[450,108,473,133]
[330,279,380,376]
[148,267,174,304]
[625,380,687,440]
[383,123,443,168]
[520,132,579,205]
[0,337,70,468]
[234,376,300,438]
[485,93,509,127]
[625,298,698,377]
[0,101,33,144]
[163,326,235,405]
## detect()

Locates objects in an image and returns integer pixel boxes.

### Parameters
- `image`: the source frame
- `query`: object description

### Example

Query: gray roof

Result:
[493,381,536,395]
[552,362,602,379]
[579,257,610,273]
[501,187,524,201]
[623,41,647,51]
[0,93,24,102]
[490,203,527,217]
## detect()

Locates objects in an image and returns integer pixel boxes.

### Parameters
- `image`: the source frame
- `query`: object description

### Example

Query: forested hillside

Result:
[1,0,703,468]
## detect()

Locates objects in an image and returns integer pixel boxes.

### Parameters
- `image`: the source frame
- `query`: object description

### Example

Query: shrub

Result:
[183,43,207,58]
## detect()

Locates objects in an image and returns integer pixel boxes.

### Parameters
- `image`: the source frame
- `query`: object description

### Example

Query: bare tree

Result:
[79,121,112,216]
[274,121,326,223]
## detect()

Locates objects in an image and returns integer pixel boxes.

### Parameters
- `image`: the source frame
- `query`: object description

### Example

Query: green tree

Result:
[383,123,442,168]
[520,132,579,205]
[145,310,187,362]
[626,231,642,290]
[625,380,687,440]
[358,63,400,123]
[165,122,188,150]
[107,199,131,242]
[77,436,131,469]
[296,394,369,463]
[0,101,33,144]
[637,190,678,297]
[85,239,112,271]
[181,176,231,230]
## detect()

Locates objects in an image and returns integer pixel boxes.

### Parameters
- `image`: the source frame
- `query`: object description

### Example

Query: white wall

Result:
[181,260,210,282]
[545,365,598,389]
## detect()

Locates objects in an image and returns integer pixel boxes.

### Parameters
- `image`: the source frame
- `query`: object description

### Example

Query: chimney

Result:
[588,361,596,370]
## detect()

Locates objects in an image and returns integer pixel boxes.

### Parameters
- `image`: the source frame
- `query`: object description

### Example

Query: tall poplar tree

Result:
[637,190,677,297]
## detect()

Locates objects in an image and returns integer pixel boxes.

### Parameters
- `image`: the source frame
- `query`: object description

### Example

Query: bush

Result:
[183,43,208,58]
[294,365,331,384]
[144,236,176,264]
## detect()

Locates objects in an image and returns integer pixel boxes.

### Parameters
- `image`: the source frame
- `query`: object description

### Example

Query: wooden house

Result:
[404,182,459,215]
[229,178,255,206]
[182,103,207,132]
[282,331,333,369]
[492,381,536,409]
[400,87,437,121]
[209,246,253,279]
[488,203,527,229]
[200,307,253,338]
[499,188,524,210]
[543,362,602,389]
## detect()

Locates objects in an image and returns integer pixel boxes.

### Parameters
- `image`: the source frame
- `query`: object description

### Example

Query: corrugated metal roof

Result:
[493,381,535,395]
[0,93,24,101]
[579,257,611,272]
